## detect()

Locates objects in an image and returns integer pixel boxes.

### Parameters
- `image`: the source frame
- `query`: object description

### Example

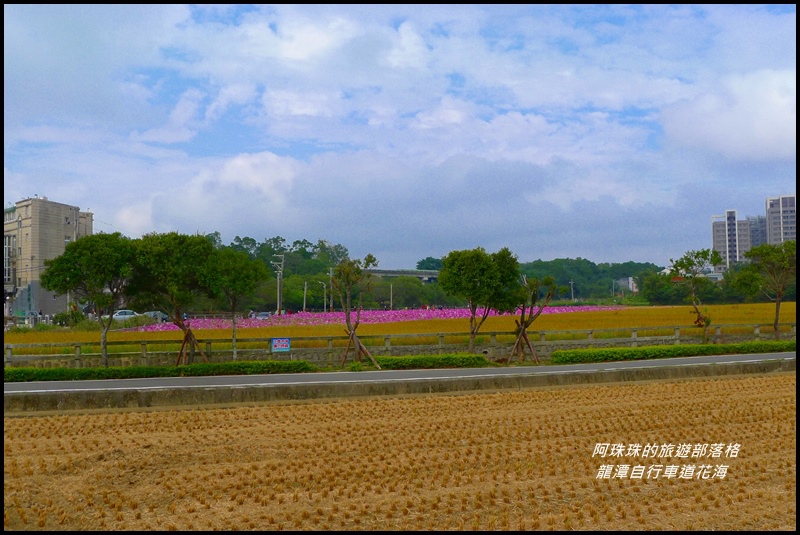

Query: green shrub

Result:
[52,310,86,327]
[375,353,491,370]
[551,340,796,364]
[3,360,317,382]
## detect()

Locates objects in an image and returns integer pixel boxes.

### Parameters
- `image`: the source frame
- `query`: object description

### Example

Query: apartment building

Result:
[3,196,93,318]
[746,215,767,247]
[765,195,796,245]
[711,209,751,272]
[711,194,796,273]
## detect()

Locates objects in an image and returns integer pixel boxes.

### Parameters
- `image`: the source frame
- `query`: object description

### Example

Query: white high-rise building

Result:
[765,195,796,245]
[711,209,751,272]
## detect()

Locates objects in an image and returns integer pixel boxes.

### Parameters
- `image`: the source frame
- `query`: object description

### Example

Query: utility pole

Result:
[271,255,285,315]
[329,267,334,312]
[303,281,307,312]
[318,281,327,313]
[569,279,575,301]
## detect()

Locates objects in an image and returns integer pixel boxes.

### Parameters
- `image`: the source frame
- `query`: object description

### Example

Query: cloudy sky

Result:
[4,4,796,269]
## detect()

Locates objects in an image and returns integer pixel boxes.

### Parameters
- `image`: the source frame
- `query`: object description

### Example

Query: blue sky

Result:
[4,4,796,269]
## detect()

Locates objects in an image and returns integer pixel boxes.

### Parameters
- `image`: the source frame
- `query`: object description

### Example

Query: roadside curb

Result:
[4,358,795,415]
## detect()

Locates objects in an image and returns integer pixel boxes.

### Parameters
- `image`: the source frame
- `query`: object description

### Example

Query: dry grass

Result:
[3,372,795,531]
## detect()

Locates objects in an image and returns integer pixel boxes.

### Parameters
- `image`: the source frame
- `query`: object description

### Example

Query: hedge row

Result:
[551,340,796,364]
[3,359,317,383]
[3,354,491,383]
[374,353,491,370]
[4,343,793,382]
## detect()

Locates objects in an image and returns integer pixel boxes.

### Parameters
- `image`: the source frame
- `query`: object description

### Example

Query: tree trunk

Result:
[232,314,238,360]
[509,323,540,364]
[100,325,109,367]
[176,327,208,365]
[340,329,381,369]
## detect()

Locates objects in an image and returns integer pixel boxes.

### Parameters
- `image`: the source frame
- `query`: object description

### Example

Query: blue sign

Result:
[271,338,291,352]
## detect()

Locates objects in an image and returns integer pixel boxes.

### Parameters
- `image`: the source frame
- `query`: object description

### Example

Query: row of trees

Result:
[40,231,795,367]
[40,232,404,367]
[39,234,563,366]
[663,243,796,341]
[438,247,560,359]
[186,233,794,309]
[41,232,267,365]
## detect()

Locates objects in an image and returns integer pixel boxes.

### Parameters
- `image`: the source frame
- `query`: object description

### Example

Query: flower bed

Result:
[137,306,624,332]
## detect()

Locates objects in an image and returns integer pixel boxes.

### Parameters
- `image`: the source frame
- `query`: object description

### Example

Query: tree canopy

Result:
[738,240,796,338]
[207,246,270,358]
[332,254,380,367]
[669,248,723,340]
[40,232,136,366]
[439,247,521,353]
[128,232,217,363]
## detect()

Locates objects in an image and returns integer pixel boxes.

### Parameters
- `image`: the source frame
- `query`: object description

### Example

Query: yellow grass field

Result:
[3,372,796,531]
[4,303,796,346]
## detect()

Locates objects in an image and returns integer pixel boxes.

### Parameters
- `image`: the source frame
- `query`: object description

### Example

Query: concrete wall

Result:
[4,358,795,415]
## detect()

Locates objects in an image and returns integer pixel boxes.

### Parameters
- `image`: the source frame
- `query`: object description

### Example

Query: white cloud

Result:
[115,201,155,238]
[387,21,429,69]
[134,89,205,143]
[276,17,358,61]
[262,90,337,118]
[200,151,298,198]
[4,5,796,270]
[662,69,796,161]
[204,84,258,123]
[411,97,471,129]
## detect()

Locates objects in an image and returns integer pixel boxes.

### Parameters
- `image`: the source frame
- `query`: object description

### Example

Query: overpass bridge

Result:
[367,269,439,283]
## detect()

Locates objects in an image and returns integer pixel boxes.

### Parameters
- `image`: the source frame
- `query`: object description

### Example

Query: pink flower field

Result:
[137,305,624,332]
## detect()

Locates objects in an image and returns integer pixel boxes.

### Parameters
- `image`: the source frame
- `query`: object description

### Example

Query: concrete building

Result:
[765,194,796,245]
[746,215,767,248]
[613,276,638,295]
[4,196,93,318]
[711,195,796,273]
[711,209,751,272]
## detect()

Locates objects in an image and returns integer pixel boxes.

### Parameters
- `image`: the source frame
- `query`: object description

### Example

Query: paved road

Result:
[5,352,795,394]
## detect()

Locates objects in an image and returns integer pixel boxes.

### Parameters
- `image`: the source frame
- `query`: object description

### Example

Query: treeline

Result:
[204,234,664,309]
[201,233,462,312]
[207,233,795,309]
[39,232,794,367]
[638,265,796,305]
[520,258,661,300]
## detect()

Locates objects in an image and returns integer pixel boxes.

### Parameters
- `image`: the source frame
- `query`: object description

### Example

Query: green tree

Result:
[128,232,216,364]
[332,254,381,368]
[416,256,443,270]
[640,270,686,305]
[230,236,259,258]
[439,247,520,353]
[204,231,223,249]
[387,276,426,309]
[509,275,560,363]
[738,240,796,339]
[669,249,723,342]
[40,232,136,367]
[208,247,270,359]
[315,240,349,267]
